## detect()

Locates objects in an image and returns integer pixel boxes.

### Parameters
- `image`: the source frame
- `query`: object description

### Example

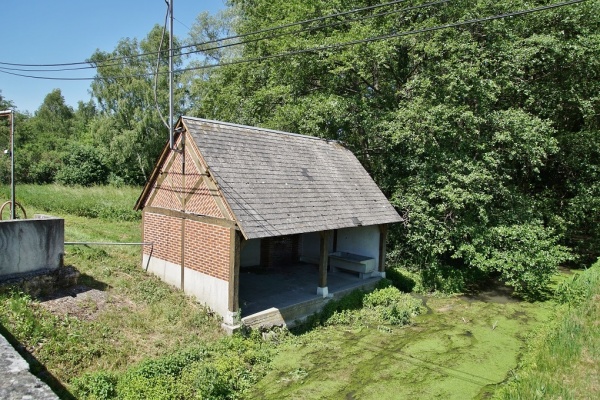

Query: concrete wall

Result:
[0,216,64,278]
[299,227,379,265]
[336,225,380,267]
[143,254,230,320]
[299,231,333,264]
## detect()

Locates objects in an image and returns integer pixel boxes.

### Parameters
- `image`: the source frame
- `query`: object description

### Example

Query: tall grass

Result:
[0,184,141,221]
[0,185,226,398]
[494,260,600,399]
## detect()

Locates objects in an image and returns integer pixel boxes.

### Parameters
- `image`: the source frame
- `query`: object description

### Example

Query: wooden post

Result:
[378,224,388,274]
[318,230,331,297]
[228,229,241,316]
[180,217,186,290]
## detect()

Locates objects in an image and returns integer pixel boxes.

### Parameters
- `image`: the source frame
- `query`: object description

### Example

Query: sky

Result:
[0,1,227,114]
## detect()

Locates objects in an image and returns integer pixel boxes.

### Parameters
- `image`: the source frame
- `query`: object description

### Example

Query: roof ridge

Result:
[182,116,336,143]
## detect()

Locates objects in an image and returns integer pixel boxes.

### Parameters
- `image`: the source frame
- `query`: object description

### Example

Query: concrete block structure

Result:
[0,216,64,279]
[135,117,402,328]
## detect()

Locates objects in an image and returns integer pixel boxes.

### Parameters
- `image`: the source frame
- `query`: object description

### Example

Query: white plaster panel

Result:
[143,254,182,288]
[143,255,230,320]
[336,225,380,267]
[183,267,230,318]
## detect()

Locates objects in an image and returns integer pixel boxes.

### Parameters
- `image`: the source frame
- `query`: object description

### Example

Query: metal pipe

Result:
[64,242,154,246]
[0,110,14,219]
[169,0,174,150]
[10,110,14,220]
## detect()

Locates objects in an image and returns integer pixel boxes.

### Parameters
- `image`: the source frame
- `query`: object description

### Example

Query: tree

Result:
[192,0,598,294]
[14,89,74,184]
[88,25,188,185]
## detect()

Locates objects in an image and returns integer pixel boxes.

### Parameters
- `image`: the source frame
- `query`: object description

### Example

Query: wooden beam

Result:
[319,230,331,288]
[378,224,388,273]
[144,206,237,229]
[228,229,241,313]
[180,218,185,290]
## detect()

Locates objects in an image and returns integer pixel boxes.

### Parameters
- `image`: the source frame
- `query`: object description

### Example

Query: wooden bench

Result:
[329,251,376,279]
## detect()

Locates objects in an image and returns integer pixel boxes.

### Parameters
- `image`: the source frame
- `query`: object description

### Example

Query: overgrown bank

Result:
[495,260,600,399]
[0,186,597,400]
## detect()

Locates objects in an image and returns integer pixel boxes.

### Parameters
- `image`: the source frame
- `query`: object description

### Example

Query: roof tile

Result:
[182,117,402,239]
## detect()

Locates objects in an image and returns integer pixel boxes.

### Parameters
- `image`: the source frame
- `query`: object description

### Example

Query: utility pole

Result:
[169,0,174,150]
[0,109,15,220]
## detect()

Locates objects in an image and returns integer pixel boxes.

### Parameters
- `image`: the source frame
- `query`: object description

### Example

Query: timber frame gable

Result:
[135,122,238,231]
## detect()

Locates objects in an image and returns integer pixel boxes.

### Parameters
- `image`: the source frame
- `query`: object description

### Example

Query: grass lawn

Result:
[1,185,595,399]
[1,185,226,397]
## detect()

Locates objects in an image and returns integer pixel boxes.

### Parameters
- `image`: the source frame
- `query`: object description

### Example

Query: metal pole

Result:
[10,110,14,220]
[169,0,174,150]
[0,110,14,219]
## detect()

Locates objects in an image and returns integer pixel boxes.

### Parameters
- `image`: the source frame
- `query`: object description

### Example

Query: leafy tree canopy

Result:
[193,0,599,294]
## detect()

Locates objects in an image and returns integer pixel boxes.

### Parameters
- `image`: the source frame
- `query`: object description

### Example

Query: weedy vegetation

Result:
[0,185,598,399]
[494,260,600,399]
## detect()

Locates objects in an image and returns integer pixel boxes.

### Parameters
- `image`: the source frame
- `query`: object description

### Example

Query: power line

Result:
[0,0,588,82]
[178,0,449,61]
[0,0,416,69]
[0,0,445,74]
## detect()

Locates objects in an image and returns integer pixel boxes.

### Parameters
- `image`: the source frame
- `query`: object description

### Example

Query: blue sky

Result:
[0,1,227,113]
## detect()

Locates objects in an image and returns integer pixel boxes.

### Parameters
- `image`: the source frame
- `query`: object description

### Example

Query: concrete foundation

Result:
[143,254,230,319]
[240,277,382,329]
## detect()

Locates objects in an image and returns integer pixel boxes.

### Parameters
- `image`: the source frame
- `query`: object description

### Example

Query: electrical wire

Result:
[0,0,588,81]
[0,0,433,73]
[0,0,417,69]
[178,0,449,60]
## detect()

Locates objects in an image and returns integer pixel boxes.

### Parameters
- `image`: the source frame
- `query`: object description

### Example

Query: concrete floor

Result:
[239,262,380,317]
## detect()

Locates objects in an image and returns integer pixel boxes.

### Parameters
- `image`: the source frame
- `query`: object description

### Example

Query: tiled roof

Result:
[182,117,402,239]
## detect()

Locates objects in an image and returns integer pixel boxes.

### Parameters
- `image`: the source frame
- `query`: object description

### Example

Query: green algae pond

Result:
[249,291,554,399]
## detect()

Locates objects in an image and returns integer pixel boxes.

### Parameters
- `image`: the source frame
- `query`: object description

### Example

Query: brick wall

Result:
[143,213,182,265]
[141,133,236,284]
[143,212,231,281]
[185,180,223,218]
[260,234,300,268]
[184,220,230,281]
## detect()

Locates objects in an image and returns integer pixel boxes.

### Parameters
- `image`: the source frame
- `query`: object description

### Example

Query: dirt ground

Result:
[39,285,132,321]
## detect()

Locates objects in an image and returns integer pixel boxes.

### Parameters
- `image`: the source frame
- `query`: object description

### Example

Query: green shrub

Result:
[385,267,417,293]
[299,289,366,330]
[116,374,187,400]
[364,286,424,326]
[71,372,117,400]
[28,160,60,184]
[302,286,424,329]
[128,347,207,379]
[71,335,273,400]
[363,286,405,308]
[55,146,109,186]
